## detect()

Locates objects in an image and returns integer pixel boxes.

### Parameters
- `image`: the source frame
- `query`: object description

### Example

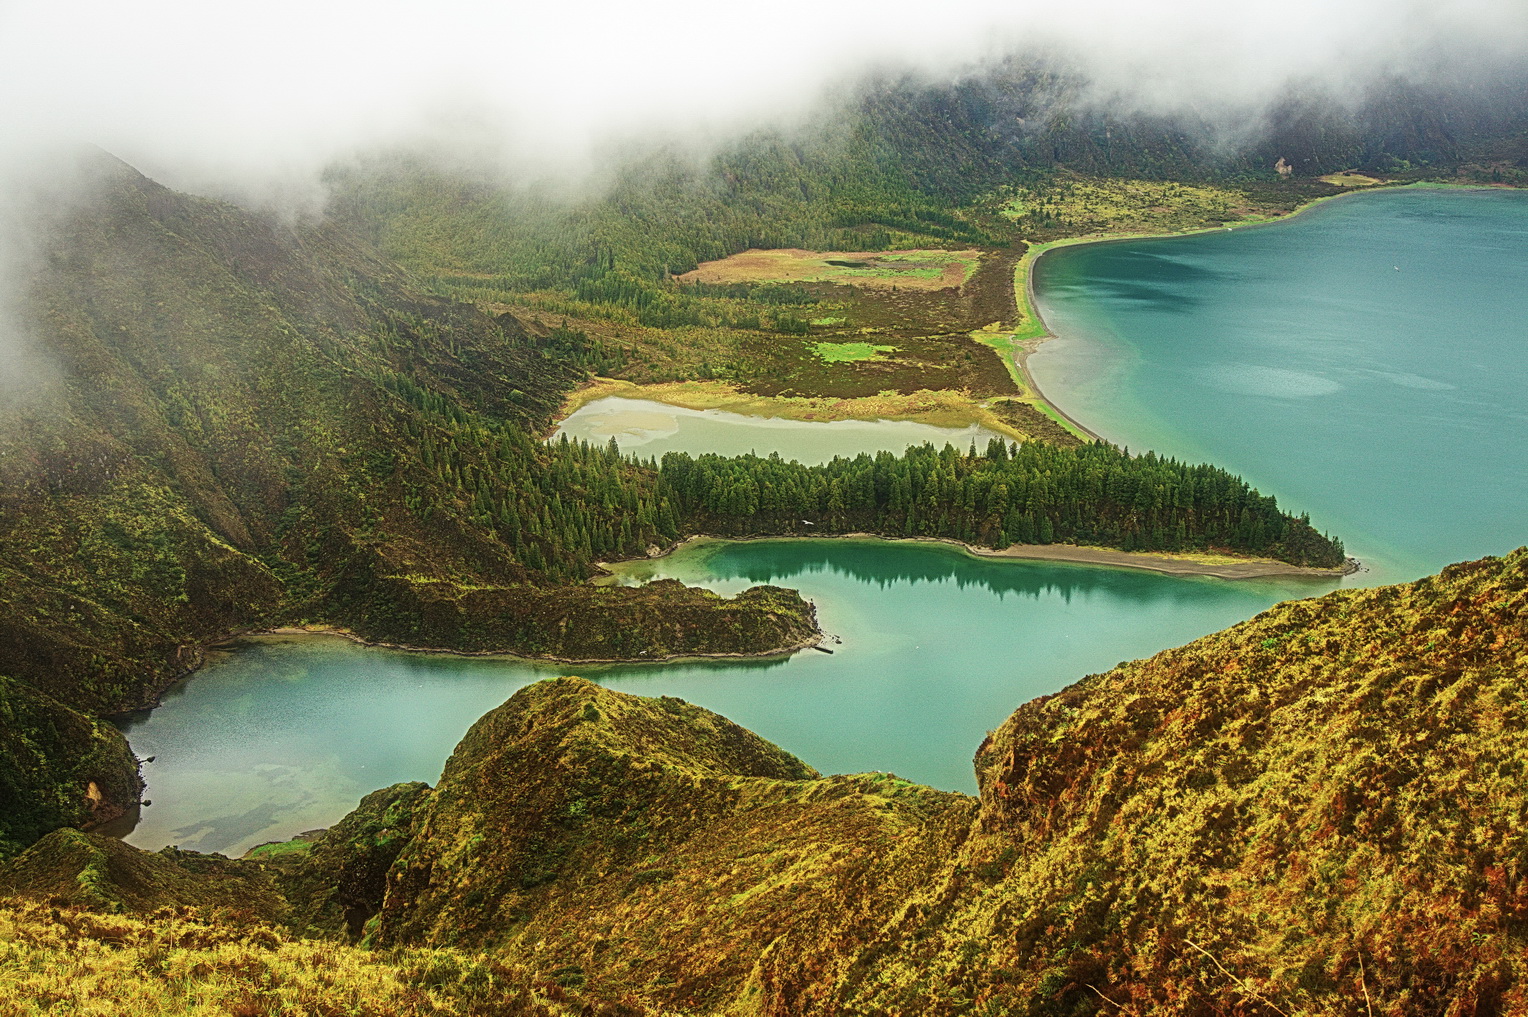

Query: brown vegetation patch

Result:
[516,249,1024,402]
[986,398,1083,447]
[676,248,979,292]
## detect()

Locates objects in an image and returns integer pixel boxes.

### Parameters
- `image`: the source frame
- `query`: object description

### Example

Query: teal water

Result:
[116,188,1528,856]
[117,540,1328,856]
[553,396,1006,465]
[1030,188,1528,584]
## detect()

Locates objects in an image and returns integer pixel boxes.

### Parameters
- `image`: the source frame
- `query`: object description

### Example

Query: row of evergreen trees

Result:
[377,369,1343,578]
[657,440,1346,567]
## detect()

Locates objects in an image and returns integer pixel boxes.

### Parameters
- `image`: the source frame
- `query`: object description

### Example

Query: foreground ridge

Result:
[2,549,1525,1013]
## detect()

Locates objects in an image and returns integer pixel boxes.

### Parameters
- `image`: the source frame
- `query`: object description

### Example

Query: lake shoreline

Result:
[1012,187,1387,443]
[236,624,824,667]
[608,532,1357,582]
[1012,182,1519,443]
[555,379,1032,444]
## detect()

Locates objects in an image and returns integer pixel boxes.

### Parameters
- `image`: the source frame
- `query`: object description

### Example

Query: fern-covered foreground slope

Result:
[4,549,1525,1014]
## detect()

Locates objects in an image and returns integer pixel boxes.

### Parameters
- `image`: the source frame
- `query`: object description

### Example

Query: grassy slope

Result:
[363,547,1528,1013]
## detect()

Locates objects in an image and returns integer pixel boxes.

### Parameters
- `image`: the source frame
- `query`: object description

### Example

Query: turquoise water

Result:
[118,539,1326,856]
[554,396,1006,466]
[116,188,1528,856]
[1030,188,1528,584]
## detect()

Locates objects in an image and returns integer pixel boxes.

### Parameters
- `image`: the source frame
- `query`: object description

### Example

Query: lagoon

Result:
[116,188,1528,857]
[553,395,1006,465]
[1030,188,1528,584]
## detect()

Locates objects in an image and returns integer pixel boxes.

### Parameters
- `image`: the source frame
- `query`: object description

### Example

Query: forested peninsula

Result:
[1,58,1525,1016]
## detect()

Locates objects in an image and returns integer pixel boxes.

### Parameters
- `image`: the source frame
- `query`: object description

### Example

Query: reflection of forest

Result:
[690,538,1271,604]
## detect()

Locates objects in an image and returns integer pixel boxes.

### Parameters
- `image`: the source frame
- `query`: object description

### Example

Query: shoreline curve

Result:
[236,625,824,668]
[609,532,1358,582]
[1011,187,1391,443]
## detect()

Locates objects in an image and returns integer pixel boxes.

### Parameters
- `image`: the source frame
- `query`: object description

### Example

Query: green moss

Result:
[271,782,434,940]
[810,341,898,363]
[0,677,142,857]
[244,839,315,860]
[0,829,287,918]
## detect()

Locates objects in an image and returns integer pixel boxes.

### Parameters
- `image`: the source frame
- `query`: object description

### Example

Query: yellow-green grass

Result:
[0,900,519,1017]
[242,839,315,860]
[558,378,1031,440]
[967,322,1028,391]
[1319,171,1385,186]
[675,248,981,291]
[1001,178,1259,235]
[811,341,897,363]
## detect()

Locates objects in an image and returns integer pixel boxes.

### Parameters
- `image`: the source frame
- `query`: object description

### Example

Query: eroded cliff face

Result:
[4,551,1527,1015]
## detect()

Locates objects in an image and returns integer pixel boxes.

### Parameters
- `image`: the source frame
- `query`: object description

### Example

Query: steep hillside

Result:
[0,150,1350,859]
[0,677,142,857]
[0,152,818,723]
[6,550,1522,1014]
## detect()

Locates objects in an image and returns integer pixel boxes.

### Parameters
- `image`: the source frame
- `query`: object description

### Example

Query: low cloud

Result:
[0,0,1519,396]
[1,0,1522,195]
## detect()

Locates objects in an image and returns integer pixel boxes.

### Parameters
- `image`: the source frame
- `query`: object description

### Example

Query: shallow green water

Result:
[1031,188,1528,584]
[118,539,1327,856]
[553,396,1005,465]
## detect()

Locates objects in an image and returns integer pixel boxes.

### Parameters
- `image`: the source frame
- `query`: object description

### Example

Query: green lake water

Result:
[115,188,1528,856]
[1030,187,1528,584]
[553,395,1006,465]
[118,540,1326,856]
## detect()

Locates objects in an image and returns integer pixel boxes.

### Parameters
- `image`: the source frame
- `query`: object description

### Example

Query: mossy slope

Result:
[372,676,975,1011]
[268,781,434,941]
[0,828,287,921]
[0,676,143,856]
[955,546,1528,1013]
[379,549,1528,1013]
[3,550,1527,1012]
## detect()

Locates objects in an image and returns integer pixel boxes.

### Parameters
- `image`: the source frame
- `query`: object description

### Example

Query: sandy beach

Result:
[614,533,1357,582]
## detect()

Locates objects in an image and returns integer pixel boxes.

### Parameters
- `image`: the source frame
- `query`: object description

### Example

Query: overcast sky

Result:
[2,0,1524,190]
